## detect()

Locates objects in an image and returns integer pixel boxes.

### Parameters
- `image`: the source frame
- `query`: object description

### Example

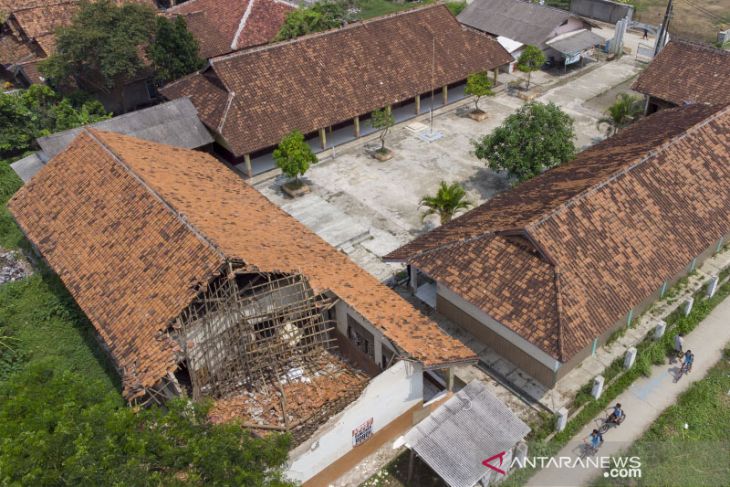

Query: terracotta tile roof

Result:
[161,4,512,157]
[11,1,78,52]
[167,0,294,59]
[9,130,475,397]
[1,0,158,77]
[388,104,730,361]
[633,40,730,106]
[8,131,223,397]
[0,31,35,65]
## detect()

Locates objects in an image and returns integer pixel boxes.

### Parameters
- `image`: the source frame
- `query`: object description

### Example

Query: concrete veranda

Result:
[525,292,730,487]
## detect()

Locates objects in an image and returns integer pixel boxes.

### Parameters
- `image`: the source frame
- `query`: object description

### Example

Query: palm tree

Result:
[597,93,644,137]
[420,181,472,224]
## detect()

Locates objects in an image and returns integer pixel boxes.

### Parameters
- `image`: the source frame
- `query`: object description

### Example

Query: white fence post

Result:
[684,297,694,316]
[592,375,605,399]
[707,275,719,298]
[654,320,666,340]
[556,408,569,432]
[624,347,637,369]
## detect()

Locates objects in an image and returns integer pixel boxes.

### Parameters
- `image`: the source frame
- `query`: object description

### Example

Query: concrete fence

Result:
[570,0,634,24]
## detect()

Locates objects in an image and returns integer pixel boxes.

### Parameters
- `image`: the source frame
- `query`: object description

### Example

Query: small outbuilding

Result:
[405,380,530,487]
[633,40,730,114]
[458,0,597,71]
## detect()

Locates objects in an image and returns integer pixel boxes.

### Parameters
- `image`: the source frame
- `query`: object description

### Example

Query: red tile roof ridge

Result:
[86,128,228,262]
[230,0,255,51]
[208,3,456,64]
[526,103,730,231]
[670,38,730,56]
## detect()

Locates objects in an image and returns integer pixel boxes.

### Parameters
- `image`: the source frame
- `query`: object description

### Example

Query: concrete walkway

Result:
[526,293,730,487]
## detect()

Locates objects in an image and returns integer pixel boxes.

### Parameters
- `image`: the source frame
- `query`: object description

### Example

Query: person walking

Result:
[643,28,649,40]
[673,333,684,362]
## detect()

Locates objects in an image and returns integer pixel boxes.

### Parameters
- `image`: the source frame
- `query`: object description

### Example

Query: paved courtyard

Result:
[256,42,644,281]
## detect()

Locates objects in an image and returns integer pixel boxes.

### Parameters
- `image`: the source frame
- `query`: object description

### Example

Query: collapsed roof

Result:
[160,4,512,158]
[387,104,730,362]
[9,129,476,399]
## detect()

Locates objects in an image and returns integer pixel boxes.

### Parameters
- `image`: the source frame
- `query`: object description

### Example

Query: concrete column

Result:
[684,297,694,316]
[409,266,418,292]
[492,68,498,84]
[243,154,252,178]
[386,105,392,115]
[707,275,719,298]
[442,85,448,105]
[353,116,360,137]
[374,338,383,368]
[654,320,666,340]
[556,407,568,432]
[447,367,454,392]
[415,95,421,114]
[318,128,327,149]
[624,347,637,369]
[591,375,604,399]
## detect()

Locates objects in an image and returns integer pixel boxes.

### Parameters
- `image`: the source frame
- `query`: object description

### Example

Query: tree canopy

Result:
[41,0,202,93]
[274,130,317,182]
[148,16,205,83]
[275,1,350,41]
[464,72,494,112]
[0,85,109,158]
[371,108,395,152]
[516,45,546,90]
[474,102,575,182]
[0,360,295,486]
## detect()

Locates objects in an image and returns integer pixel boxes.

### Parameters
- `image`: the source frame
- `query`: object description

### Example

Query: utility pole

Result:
[654,0,674,56]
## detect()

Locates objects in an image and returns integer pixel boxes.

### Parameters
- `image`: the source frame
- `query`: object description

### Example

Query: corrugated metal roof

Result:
[10,152,45,183]
[36,98,213,159]
[546,29,605,55]
[405,381,530,487]
[458,0,576,47]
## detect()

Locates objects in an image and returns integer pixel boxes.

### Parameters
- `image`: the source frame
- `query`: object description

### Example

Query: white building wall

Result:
[549,17,586,38]
[286,360,423,483]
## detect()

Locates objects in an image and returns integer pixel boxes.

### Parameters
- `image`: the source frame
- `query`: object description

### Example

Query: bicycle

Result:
[580,440,602,459]
[599,412,626,434]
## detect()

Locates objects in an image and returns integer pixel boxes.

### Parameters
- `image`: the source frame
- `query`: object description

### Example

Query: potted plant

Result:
[273,130,317,197]
[464,71,494,121]
[370,108,395,161]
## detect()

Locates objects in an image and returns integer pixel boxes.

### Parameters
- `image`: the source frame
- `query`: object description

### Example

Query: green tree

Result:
[420,181,472,224]
[371,107,395,153]
[0,85,109,158]
[41,1,201,101]
[597,93,643,137]
[464,71,494,113]
[148,16,205,83]
[474,102,575,182]
[516,45,546,90]
[275,1,349,41]
[273,130,317,185]
[0,360,295,485]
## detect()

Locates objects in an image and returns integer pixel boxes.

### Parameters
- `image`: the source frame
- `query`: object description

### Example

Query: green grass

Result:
[0,159,24,249]
[593,348,730,486]
[0,157,120,392]
[354,0,431,20]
